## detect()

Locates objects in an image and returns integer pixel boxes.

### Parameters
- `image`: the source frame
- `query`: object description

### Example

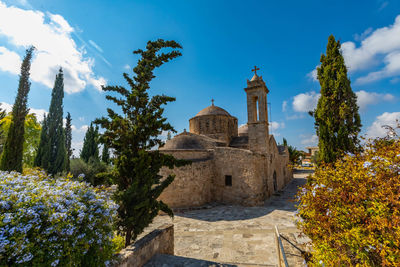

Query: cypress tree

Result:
[101,143,110,164]
[34,114,49,169]
[310,35,361,164]
[65,112,72,171]
[35,68,67,175]
[1,46,34,172]
[95,39,189,246]
[0,104,7,155]
[80,123,99,162]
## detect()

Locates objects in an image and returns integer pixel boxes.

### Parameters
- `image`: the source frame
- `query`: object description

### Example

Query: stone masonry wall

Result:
[158,146,292,208]
[158,150,214,208]
[213,147,267,206]
[268,143,291,196]
[115,223,174,267]
[189,115,238,143]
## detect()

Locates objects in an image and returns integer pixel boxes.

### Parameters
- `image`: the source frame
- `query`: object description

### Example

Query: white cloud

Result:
[72,124,88,133]
[356,51,400,84]
[292,91,320,112]
[300,134,318,146]
[269,121,285,136]
[124,64,130,70]
[0,2,106,93]
[308,16,400,84]
[29,107,47,121]
[353,27,373,42]
[71,124,88,156]
[391,77,400,84]
[378,1,389,11]
[356,90,395,110]
[88,40,103,53]
[307,67,318,82]
[339,15,400,83]
[0,101,47,121]
[71,141,83,157]
[269,121,285,131]
[0,46,21,74]
[292,90,394,113]
[15,0,31,8]
[366,112,400,138]
[285,113,305,120]
[282,101,287,112]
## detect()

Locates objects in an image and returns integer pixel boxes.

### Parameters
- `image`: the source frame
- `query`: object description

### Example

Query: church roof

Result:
[195,104,231,117]
[250,73,261,81]
[161,132,220,150]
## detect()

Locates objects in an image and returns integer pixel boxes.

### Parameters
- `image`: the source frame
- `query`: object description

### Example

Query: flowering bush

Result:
[296,137,400,266]
[0,169,119,266]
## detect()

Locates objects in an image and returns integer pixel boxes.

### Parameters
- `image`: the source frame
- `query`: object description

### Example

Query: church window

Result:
[225,175,232,186]
[252,96,259,121]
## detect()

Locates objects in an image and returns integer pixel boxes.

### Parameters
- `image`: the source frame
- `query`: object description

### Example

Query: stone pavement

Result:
[144,173,310,267]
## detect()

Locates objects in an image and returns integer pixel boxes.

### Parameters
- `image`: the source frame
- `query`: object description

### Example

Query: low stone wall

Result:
[115,223,174,267]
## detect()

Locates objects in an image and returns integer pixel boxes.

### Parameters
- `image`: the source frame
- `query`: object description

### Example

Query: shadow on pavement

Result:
[144,254,238,267]
[174,175,308,222]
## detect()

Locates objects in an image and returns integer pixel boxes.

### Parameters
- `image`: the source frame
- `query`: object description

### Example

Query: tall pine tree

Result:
[310,35,361,164]
[35,68,67,175]
[95,39,189,246]
[80,123,99,162]
[65,112,72,171]
[101,143,110,164]
[1,46,34,172]
[34,114,49,169]
[0,104,7,155]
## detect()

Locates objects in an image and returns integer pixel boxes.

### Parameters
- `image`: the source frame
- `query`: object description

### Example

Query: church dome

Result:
[162,132,218,150]
[189,101,238,144]
[195,105,231,117]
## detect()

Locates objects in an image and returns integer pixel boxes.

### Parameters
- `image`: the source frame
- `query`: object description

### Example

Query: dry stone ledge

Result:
[114,223,174,267]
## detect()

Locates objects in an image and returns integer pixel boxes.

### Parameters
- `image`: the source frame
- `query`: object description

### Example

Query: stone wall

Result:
[159,150,214,208]
[189,115,238,143]
[268,139,291,195]
[213,147,267,206]
[115,224,174,267]
[158,145,292,208]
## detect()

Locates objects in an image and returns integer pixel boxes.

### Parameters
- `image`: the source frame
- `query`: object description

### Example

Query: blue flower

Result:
[2,213,12,224]
[363,161,372,168]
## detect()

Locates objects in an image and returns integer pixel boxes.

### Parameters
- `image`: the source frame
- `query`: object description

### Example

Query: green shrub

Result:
[296,138,400,266]
[0,169,118,266]
[70,158,111,186]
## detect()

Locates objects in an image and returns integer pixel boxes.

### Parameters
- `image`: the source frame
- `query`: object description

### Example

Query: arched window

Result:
[273,171,277,192]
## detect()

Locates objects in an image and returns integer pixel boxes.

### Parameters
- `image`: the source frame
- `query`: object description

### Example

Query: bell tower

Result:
[244,66,269,153]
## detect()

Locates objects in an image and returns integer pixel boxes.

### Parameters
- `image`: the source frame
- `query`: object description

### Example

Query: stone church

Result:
[159,69,292,207]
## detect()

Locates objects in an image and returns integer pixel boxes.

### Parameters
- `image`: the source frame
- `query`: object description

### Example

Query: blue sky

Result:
[0,0,399,154]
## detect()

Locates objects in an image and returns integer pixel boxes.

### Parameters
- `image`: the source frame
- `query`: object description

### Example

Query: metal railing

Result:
[275,225,289,267]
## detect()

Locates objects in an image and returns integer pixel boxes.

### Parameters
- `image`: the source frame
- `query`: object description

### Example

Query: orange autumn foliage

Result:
[296,136,400,266]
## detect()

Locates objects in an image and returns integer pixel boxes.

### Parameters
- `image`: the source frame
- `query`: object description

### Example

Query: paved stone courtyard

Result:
[144,172,310,266]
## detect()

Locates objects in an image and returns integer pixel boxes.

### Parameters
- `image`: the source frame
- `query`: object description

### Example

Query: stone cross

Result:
[252,66,260,75]
[211,98,214,106]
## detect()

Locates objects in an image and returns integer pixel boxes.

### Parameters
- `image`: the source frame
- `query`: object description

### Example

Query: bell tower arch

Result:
[244,66,269,153]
